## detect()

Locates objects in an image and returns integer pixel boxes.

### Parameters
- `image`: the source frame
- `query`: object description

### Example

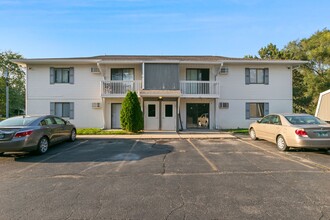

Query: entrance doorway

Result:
[144,101,160,130]
[111,103,122,129]
[186,103,209,129]
[144,101,177,131]
[161,101,176,130]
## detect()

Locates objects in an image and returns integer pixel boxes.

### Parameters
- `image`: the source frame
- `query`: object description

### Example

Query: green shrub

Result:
[120,91,144,132]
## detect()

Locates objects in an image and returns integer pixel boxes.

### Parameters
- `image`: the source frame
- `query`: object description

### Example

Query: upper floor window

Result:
[246,102,269,119]
[50,67,74,84]
[111,68,134,81]
[245,68,269,85]
[186,69,209,81]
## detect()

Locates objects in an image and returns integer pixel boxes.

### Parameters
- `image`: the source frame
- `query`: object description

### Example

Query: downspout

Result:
[215,62,224,130]
[142,62,145,89]
[97,61,106,129]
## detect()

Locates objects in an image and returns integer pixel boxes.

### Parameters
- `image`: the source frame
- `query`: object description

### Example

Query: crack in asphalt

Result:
[165,177,185,220]
[162,153,167,175]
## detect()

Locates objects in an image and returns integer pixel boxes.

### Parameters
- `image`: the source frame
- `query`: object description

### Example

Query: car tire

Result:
[249,128,258,140]
[0,152,4,156]
[36,137,49,155]
[69,129,76,142]
[276,135,289,151]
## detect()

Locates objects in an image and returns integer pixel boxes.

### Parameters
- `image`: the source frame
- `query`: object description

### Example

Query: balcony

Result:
[101,80,142,97]
[101,80,220,98]
[180,81,220,98]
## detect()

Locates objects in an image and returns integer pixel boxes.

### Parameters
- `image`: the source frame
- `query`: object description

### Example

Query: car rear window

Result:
[0,117,38,126]
[285,115,326,125]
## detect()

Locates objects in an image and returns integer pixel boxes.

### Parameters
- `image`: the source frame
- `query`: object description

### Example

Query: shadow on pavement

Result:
[5,139,175,163]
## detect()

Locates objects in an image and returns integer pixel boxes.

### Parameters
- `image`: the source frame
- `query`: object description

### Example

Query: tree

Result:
[120,91,143,132]
[258,43,283,59]
[0,51,25,117]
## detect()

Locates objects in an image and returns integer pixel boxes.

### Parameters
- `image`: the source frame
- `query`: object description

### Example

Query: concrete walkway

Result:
[77,131,236,140]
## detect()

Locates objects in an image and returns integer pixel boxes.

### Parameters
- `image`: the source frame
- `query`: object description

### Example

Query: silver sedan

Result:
[0,115,76,155]
[249,113,330,151]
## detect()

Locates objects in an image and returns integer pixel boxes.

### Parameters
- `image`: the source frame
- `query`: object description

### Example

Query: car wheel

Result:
[0,152,4,156]
[69,129,76,142]
[36,137,49,154]
[276,135,289,151]
[249,128,258,140]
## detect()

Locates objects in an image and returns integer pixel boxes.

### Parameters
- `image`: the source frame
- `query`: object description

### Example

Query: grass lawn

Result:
[77,128,138,135]
[224,128,249,135]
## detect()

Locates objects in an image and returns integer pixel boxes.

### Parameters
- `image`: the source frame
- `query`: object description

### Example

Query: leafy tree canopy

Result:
[0,50,25,117]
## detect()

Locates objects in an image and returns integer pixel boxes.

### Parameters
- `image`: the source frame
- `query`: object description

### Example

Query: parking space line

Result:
[15,140,89,174]
[187,139,218,172]
[115,140,139,172]
[237,139,326,170]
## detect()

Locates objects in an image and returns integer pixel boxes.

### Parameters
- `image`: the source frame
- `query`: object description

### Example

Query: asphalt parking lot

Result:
[0,138,329,219]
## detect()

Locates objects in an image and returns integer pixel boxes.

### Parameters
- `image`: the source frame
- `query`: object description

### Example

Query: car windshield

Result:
[0,116,38,126]
[285,115,326,125]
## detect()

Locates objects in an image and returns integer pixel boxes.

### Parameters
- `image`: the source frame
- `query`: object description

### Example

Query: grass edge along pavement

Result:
[77,128,249,135]
[77,128,138,135]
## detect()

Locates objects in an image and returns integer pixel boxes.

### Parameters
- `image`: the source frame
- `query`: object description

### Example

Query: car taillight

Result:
[14,130,33,138]
[295,129,308,137]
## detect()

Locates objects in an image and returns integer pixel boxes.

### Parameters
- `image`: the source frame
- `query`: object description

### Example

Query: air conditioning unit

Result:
[219,102,229,109]
[91,67,100,74]
[92,102,102,108]
[220,67,229,75]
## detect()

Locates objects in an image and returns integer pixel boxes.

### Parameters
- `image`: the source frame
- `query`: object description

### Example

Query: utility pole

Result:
[4,68,9,118]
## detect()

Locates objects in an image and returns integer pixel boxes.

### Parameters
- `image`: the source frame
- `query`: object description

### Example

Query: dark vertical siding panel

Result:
[69,102,74,119]
[264,103,269,116]
[50,67,55,84]
[245,68,250,85]
[145,64,179,90]
[264,68,269,85]
[246,103,250,119]
[69,67,74,84]
[50,102,55,115]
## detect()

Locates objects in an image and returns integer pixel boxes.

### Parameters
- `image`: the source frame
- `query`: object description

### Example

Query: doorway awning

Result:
[139,90,181,98]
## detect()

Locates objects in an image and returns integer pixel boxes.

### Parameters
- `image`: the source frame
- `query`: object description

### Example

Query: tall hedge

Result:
[120,91,144,132]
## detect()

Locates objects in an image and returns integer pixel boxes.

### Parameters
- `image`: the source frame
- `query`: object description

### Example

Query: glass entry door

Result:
[186,103,209,129]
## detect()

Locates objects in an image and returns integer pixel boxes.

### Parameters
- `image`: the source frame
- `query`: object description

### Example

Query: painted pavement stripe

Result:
[237,139,330,170]
[115,140,139,172]
[187,139,218,172]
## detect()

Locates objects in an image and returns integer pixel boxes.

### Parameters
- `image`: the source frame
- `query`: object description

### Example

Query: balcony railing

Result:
[101,80,220,98]
[180,80,220,98]
[101,80,142,97]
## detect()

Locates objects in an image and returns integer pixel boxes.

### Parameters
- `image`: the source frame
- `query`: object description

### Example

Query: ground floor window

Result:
[246,102,269,119]
[186,103,209,129]
[50,102,74,119]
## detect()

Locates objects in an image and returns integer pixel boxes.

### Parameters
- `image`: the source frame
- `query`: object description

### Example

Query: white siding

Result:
[27,64,104,128]
[216,64,292,129]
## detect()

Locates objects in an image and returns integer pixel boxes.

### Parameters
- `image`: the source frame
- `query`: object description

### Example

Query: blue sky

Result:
[0,0,329,58]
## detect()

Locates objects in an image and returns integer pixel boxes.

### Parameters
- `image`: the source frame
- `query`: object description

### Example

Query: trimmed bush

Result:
[120,91,144,132]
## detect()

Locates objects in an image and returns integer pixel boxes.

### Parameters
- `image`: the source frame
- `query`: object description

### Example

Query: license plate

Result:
[316,131,329,137]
